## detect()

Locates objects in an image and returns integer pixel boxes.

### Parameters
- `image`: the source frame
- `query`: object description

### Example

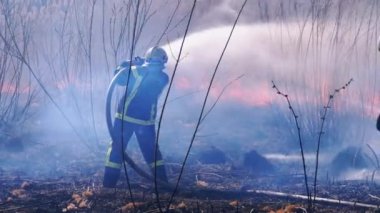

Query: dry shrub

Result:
[176,201,187,209]
[121,202,145,212]
[78,200,88,208]
[229,200,239,207]
[71,193,80,199]
[66,203,77,211]
[20,181,31,189]
[274,204,306,213]
[82,189,93,198]
[196,180,208,188]
[69,192,90,209]
[11,189,27,199]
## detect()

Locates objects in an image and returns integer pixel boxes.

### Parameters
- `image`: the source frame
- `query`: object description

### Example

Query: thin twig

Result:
[120,0,141,211]
[313,78,353,204]
[166,0,248,209]
[367,143,379,168]
[271,80,311,209]
[201,74,245,123]
[153,0,197,211]
[0,3,94,152]
[156,0,182,45]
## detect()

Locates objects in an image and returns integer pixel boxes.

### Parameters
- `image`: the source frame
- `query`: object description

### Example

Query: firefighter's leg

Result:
[103,120,133,187]
[135,125,168,183]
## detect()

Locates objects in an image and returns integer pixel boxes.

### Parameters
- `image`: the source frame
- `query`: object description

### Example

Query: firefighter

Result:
[103,46,169,187]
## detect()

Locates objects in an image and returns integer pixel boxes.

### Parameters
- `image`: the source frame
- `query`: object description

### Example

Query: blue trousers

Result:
[103,119,168,187]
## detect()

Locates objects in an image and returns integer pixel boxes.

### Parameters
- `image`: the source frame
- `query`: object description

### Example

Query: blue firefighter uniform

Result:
[103,61,169,187]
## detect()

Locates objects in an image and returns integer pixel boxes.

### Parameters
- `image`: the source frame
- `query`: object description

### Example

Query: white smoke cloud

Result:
[158,21,380,163]
[2,0,380,179]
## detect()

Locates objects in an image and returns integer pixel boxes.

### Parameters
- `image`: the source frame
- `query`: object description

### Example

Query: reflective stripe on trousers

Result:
[150,160,164,168]
[115,112,155,126]
[105,145,165,169]
[105,145,122,169]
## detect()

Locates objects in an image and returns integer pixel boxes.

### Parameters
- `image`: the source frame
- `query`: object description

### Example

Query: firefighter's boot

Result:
[103,167,121,188]
[151,164,168,183]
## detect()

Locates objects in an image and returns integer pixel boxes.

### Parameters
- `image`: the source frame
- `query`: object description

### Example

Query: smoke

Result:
[1,0,380,180]
[158,21,380,174]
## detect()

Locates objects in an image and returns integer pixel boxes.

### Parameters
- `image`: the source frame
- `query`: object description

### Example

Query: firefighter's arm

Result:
[114,61,130,76]
[114,64,133,86]
[114,57,144,75]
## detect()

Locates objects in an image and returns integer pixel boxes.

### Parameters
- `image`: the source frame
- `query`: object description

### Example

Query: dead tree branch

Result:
[272,80,312,209]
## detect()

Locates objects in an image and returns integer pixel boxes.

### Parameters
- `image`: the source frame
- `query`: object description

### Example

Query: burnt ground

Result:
[1,158,380,213]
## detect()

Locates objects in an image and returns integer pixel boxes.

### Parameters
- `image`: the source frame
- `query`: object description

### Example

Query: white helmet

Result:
[145,46,168,64]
